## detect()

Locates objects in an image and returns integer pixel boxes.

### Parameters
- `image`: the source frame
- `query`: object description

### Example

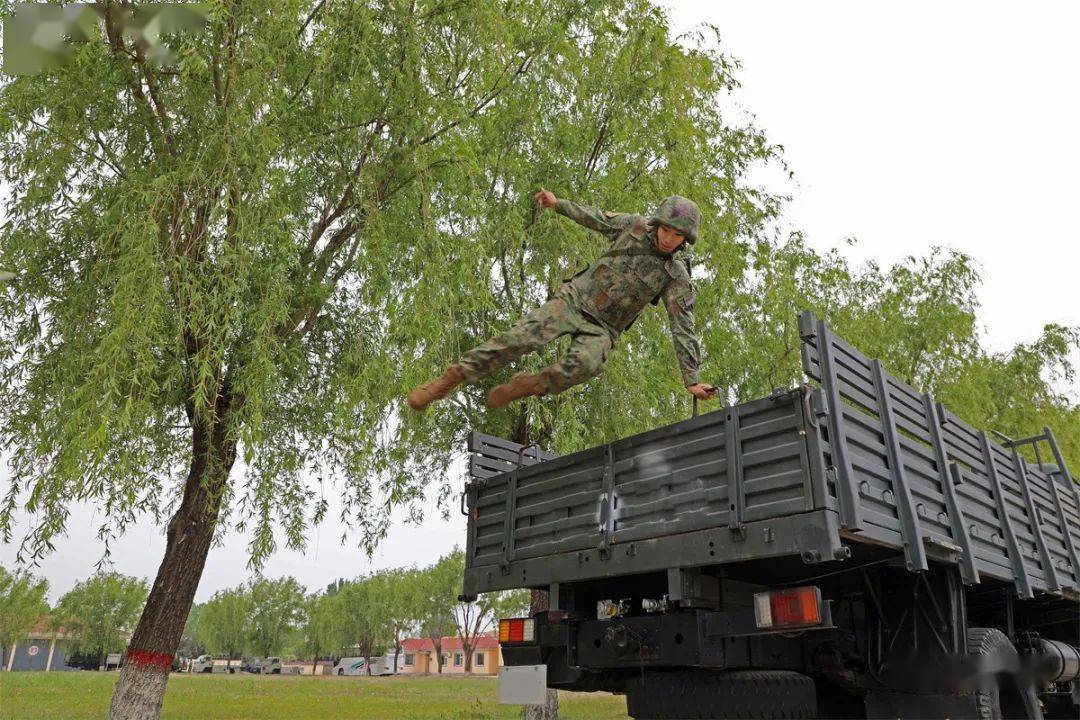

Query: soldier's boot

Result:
[487,372,546,410]
[407,365,467,411]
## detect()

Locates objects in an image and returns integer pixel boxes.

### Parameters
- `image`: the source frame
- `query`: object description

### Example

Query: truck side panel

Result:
[799,311,1080,596]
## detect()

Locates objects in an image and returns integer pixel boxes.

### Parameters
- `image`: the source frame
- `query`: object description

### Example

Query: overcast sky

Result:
[3,1,1078,603]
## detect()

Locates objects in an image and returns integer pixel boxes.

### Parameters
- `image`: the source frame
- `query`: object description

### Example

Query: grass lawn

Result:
[0,671,630,720]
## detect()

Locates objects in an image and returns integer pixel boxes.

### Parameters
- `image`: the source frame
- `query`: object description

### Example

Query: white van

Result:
[332,656,370,676]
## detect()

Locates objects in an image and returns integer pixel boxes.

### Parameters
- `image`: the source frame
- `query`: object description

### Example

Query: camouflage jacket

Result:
[553,198,702,386]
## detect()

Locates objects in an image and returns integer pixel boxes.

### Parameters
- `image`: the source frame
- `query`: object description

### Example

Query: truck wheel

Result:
[967,627,1038,720]
[625,670,816,720]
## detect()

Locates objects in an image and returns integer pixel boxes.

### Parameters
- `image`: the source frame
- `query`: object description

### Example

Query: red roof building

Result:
[398,632,501,675]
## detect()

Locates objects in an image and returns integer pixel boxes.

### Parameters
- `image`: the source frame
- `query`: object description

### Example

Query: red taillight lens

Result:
[498,618,535,644]
[754,586,822,629]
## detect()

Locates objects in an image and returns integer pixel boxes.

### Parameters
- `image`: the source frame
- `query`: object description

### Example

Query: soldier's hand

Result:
[687,383,718,401]
[535,188,557,209]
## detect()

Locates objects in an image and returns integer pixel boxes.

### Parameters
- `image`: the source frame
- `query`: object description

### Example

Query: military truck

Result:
[460,311,1080,719]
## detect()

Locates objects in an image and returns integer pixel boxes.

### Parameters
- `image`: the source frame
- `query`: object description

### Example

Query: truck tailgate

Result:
[465,388,820,587]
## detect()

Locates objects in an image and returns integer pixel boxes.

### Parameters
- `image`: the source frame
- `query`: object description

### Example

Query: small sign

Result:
[498,665,548,705]
[27,645,39,656]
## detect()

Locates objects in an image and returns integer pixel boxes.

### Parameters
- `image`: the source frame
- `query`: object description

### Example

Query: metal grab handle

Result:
[460,487,470,516]
[516,442,539,466]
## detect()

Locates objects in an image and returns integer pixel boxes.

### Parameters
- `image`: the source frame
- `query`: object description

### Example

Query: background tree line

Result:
[2,550,523,673]
[187,550,525,674]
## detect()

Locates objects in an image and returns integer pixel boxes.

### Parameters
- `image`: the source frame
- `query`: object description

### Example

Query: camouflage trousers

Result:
[457,296,614,395]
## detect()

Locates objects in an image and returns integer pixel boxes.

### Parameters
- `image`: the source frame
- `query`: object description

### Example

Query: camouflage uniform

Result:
[457,197,703,394]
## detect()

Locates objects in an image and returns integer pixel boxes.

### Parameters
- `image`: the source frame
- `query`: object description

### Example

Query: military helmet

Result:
[651,195,701,244]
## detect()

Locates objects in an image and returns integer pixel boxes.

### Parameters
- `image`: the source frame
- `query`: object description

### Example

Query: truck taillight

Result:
[754,586,823,629]
[498,617,535,644]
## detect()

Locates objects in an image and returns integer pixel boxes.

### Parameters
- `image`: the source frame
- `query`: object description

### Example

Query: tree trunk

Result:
[108,415,235,720]
[522,589,558,720]
[461,639,473,674]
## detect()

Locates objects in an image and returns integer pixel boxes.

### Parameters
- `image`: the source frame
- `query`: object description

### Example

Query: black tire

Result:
[966,627,1035,720]
[625,670,816,720]
[337,668,344,676]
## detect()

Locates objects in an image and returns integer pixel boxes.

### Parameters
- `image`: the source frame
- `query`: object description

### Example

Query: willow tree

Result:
[0,0,705,716]
[0,566,49,661]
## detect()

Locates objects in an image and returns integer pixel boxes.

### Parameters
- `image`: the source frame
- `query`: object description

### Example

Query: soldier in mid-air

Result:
[408,188,718,411]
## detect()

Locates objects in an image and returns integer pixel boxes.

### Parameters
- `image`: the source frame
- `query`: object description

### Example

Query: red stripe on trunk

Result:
[125,648,174,670]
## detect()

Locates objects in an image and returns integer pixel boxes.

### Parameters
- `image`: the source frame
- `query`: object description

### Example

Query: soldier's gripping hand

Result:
[687,383,718,401]
[535,187,557,209]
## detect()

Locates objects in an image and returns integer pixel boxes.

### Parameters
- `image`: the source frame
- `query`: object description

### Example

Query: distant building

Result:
[1,616,77,672]
[398,632,501,675]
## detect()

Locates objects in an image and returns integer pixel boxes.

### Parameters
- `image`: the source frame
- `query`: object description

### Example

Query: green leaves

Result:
[195,576,307,659]
[51,571,148,662]
[0,566,49,651]
[195,587,252,661]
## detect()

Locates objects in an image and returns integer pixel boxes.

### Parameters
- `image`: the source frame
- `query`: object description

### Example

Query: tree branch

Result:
[26,118,127,180]
[418,52,536,146]
[98,1,173,155]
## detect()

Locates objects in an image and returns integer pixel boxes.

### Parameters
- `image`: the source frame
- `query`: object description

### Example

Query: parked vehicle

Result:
[333,655,399,676]
[242,656,282,674]
[333,657,371,676]
[462,311,1080,719]
[190,655,233,674]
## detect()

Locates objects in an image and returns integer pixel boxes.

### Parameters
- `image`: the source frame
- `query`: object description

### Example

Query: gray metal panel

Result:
[979,432,1033,598]
[870,358,928,572]
[465,509,844,595]
[939,409,1048,593]
[609,392,813,545]
[465,390,820,583]
[798,314,1076,595]
[799,311,863,531]
[466,432,557,570]
[1012,452,1061,593]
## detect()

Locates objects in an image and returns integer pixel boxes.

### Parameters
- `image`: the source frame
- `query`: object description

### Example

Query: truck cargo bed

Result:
[462,312,1080,603]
